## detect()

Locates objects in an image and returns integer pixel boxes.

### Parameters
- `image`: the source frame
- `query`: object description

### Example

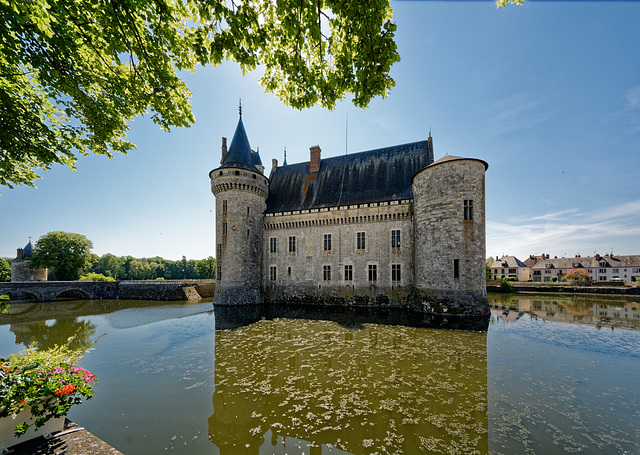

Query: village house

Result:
[530,254,640,283]
[490,255,530,281]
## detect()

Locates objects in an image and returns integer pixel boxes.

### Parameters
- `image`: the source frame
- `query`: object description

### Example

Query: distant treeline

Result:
[87,254,215,280]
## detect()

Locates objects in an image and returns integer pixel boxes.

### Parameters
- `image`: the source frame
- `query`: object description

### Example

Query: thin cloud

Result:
[601,85,640,135]
[484,93,549,136]
[487,200,640,258]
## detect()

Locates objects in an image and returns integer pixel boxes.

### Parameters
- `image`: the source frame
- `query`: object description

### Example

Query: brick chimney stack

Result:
[310,145,321,172]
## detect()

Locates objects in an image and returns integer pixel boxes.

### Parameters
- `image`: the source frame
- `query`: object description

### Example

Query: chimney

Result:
[595,253,601,261]
[220,137,228,164]
[16,248,24,260]
[269,158,278,181]
[310,145,321,173]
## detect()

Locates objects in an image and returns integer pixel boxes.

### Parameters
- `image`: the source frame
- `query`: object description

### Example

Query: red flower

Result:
[55,384,76,396]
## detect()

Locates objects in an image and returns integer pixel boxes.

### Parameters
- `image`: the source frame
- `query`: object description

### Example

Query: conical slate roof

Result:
[220,114,259,172]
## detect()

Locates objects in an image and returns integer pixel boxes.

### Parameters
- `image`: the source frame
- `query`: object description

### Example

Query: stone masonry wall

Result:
[412,158,488,316]
[212,168,268,305]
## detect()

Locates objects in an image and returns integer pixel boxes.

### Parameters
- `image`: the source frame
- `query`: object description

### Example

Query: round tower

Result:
[210,109,268,305]
[411,155,489,317]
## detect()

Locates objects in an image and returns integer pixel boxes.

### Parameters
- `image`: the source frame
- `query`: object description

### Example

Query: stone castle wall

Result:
[212,168,269,305]
[412,158,488,316]
[262,200,414,306]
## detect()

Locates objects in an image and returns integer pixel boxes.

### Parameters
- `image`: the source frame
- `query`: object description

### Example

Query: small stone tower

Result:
[210,108,268,305]
[412,155,489,316]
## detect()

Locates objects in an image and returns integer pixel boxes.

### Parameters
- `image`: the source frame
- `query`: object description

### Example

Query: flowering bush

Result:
[0,343,98,437]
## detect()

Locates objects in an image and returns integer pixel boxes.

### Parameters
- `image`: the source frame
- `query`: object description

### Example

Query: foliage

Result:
[496,0,524,6]
[499,279,514,293]
[486,257,494,281]
[87,254,215,280]
[29,231,93,281]
[550,276,558,283]
[0,342,98,437]
[195,256,216,279]
[79,272,115,282]
[0,257,10,281]
[563,269,592,286]
[0,0,398,190]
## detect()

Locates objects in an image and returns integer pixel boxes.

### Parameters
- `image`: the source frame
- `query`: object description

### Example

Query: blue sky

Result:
[2,1,640,261]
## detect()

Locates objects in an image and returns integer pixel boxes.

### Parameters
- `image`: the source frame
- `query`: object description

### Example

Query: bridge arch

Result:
[55,289,91,300]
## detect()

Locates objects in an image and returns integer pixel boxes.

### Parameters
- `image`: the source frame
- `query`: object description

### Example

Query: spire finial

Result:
[239,98,242,117]
[283,146,288,166]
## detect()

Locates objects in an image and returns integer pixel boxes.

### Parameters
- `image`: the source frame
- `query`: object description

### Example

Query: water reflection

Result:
[210,313,489,454]
[489,293,640,331]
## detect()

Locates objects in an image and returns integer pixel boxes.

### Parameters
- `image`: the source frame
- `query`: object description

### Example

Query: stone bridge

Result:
[0,280,216,302]
[0,281,119,302]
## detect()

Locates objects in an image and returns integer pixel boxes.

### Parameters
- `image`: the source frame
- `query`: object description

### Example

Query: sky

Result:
[2,0,640,262]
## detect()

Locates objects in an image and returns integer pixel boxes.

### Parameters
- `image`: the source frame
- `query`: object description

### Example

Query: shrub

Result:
[550,276,558,283]
[499,279,514,293]
[79,272,115,281]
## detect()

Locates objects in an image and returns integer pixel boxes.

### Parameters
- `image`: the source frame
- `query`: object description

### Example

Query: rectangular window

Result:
[464,200,474,221]
[222,222,227,235]
[599,268,607,273]
[289,236,296,253]
[634,268,640,273]
[288,267,292,278]
[344,265,353,281]
[216,244,222,258]
[454,259,459,279]
[391,264,401,283]
[222,200,228,213]
[323,265,331,281]
[545,270,551,274]
[216,266,221,280]
[368,264,377,282]
[270,266,277,282]
[324,234,332,251]
[357,232,366,250]
[270,237,277,253]
[612,268,619,273]
[533,270,541,276]
[391,230,400,249]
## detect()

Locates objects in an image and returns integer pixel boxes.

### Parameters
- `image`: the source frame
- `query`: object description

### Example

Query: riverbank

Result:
[487,282,640,295]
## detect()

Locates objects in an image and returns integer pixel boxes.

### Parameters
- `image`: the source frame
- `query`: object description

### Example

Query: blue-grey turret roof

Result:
[220,114,259,172]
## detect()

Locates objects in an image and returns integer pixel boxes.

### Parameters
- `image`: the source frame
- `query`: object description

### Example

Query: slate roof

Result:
[490,256,528,269]
[265,140,433,213]
[530,255,640,270]
[219,115,260,172]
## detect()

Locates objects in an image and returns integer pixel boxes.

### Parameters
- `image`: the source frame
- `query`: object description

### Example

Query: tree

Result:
[486,257,494,281]
[563,269,591,286]
[496,0,524,6]
[195,256,216,279]
[29,231,93,281]
[0,257,11,281]
[1,0,398,190]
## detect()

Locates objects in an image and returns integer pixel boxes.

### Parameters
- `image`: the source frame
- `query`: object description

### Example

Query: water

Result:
[1,294,639,454]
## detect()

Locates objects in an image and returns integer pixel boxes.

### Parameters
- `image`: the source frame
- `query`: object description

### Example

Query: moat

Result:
[1,294,639,454]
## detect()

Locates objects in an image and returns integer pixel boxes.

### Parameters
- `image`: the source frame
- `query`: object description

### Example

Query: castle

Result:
[210,110,489,317]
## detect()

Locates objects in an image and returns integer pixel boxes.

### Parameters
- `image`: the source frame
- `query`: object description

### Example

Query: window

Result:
[324,234,332,251]
[533,270,541,276]
[464,200,474,221]
[344,265,353,281]
[508,268,516,274]
[599,269,607,273]
[545,270,551,274]
[289,236,296,253]
[391,230,400,249]
[368,264,377,282]
[222,222,227,235]
[270,266,277,282]
[454,259,460,279]
[216,266,221,280]
[357,232,366,250]
[323,265,331,281]
[247,207,250,214]
[216,244,222,258]
[612,268,619,273]
[288,267,292,278]
[634,268,640,273]
[270,237,277,253]
[222,200,227,213]
[391,264,401,283]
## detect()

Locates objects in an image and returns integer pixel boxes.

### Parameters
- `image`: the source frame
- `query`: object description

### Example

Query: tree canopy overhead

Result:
[0,0,399,190]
